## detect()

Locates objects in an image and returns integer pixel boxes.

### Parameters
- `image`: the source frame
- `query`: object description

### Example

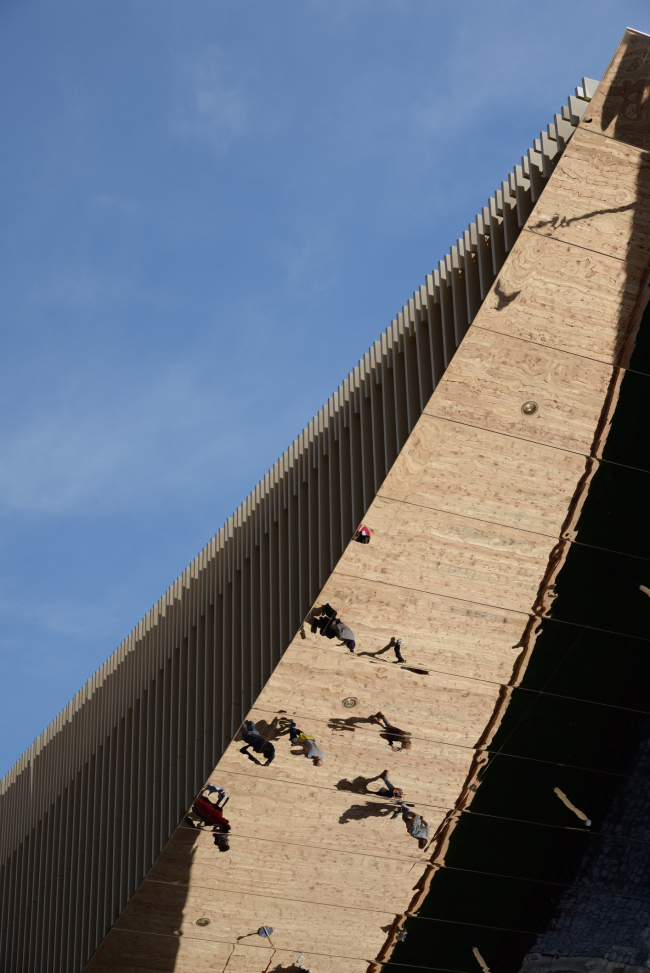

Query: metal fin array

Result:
[0,78,597,973]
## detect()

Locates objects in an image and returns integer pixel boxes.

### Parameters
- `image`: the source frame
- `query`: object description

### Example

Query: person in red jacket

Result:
[186,795,231,850]
[192,797,230,829]
[353,523,371,544]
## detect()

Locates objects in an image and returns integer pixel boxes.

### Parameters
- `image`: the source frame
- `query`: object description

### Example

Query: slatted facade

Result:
[0,78,597,973]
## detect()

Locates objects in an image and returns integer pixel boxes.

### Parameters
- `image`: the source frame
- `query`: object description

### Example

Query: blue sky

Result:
[0,0,645,775]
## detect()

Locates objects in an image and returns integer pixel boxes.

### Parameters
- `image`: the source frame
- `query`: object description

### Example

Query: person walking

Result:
[393,805,429,849]
[392,638,405,663]
[289,721,324,766]
[370,711,412,751]
[240,720,275,765]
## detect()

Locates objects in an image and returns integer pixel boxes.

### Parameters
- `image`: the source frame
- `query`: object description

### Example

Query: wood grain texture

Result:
[176,771,438,858]
[425,326,613,455]
[261,642,503,741]
[89,931,373,973]
[378,414,588,537]
[149,830,419,910]
[476,229,643,363]
[583,28,650,151]
[115,881,392,962]
[527,127,650,271]
[302,574,528,685]
[337,495,555,614]
[220,705,471,811]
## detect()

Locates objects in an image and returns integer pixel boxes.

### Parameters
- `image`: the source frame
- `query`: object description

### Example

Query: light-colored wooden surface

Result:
[302,574,528,685]
[114,881,394,961]
[84,32,650,973]
[337,495,554,614]
[90,929,374,973]
[584,29,650,151]
[474,229,643,363]
[527,127,650,271]
[425,326,614,455]
[178,771,442,857]
[379,414,588,537]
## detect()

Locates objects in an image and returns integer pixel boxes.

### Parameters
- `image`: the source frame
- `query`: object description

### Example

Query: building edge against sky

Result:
[0,38,613,973]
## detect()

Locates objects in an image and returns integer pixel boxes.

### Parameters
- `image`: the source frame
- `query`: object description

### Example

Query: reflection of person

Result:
[189,796,231,831]
[240,720,275,765]
[353,523,371,544]
[213,827,230,852]
[393,805,429,849]
[186,792,232,852]
[202,783,229,807]
[373,772,403,799]
[370,711,412,751]
[289,721,324,766]
[309,604,356,652]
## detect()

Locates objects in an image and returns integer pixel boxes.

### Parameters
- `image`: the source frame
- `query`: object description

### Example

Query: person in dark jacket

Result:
[240,720,275,765]
[370,771,404,800]
[308,603,356,652]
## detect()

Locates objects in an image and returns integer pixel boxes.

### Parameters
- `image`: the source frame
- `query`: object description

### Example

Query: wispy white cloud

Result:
[0,587,121,644]
[0,363,246,515]
[171,46,248,155]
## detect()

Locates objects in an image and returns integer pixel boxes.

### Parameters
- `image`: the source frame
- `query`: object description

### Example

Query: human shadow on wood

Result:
[335,773,385,794]
[234,716,283,742]
[530,202,635,231]
[328,714,375,733]
[339,800,403,824]
[356,638,396,659]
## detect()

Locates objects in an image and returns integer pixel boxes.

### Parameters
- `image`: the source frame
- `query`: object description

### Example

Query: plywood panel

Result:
[583,28,650,151]
[176,770,442,859]
[337,495,553,615]
[262,641,502,725]
[115,881,392,962]
[150,830,420,911]
[378,414,587,537]
[425,327,613,455]
[527,127,650,270]
[305,574,528,685]
[475,229,643,363]
[90,929,373,973]
[218,706,471,812]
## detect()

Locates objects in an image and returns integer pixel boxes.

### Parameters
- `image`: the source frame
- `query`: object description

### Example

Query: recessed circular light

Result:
[196,917,211,927]
[521,400,538,415]
[342,696,358,708]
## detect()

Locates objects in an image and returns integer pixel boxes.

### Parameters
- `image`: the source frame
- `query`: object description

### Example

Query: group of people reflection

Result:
[186,520,430,856]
